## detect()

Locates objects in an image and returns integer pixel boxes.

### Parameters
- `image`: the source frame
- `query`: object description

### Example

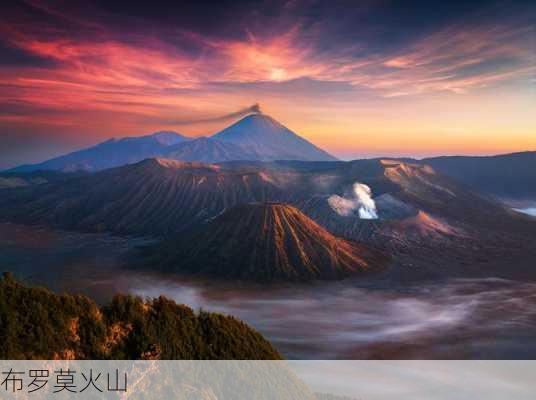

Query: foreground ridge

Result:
[0,273,281,360]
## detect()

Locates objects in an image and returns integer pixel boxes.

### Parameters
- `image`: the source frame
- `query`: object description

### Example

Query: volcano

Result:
[8,113,338,172]
[3,157,536,280]
[212,113,338,161]
[1,157,527,238]
[163,137,259,163]
[146,203,387,282]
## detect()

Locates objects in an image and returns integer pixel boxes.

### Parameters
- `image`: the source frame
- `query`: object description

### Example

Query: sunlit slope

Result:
[0,273,281,359]
[145,203,388,281]
[0,159,283,235]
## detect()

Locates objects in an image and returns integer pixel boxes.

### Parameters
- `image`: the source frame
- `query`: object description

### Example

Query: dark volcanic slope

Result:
[294,159,526,237]
[295,159,536,279]
[0,158,283,235]
[0,170,82,189]
[421,151,536,200]
[147,203,387,281]
[3,157,536,279]
[1,157,530,238]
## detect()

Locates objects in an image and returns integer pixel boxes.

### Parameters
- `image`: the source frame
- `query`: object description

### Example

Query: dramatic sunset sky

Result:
[1,0,535,169]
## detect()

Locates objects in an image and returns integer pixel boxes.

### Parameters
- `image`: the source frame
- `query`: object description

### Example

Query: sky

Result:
[1,0,535,169]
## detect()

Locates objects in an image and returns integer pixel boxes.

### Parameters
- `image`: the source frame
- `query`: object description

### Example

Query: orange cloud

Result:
[0,8,535,167]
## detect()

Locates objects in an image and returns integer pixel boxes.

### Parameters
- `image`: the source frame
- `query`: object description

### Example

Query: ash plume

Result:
[167,103,261,125]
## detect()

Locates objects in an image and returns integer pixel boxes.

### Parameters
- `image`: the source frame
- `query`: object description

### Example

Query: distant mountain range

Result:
[418,152,536,200]
[11,131,191,172]
[10,113,337,172]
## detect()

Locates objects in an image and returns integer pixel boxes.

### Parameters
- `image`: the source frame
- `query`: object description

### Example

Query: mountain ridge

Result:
[10,131,191,173]
[2,157,536,279]
[8,113,338,172]
[420,151,536,200]
[0,273,281,359]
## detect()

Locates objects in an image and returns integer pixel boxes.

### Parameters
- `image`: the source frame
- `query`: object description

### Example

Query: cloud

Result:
[0,0,534,149]
[374,24,536,96]
[1,4,533,106]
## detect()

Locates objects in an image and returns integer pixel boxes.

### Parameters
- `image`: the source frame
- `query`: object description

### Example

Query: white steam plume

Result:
[353,183,378,219]
[327,182,378,219]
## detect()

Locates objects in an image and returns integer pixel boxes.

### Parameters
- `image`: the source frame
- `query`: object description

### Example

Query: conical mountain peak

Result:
[148,202,387,282]
[212,114,338,162]
[9,112,337,172]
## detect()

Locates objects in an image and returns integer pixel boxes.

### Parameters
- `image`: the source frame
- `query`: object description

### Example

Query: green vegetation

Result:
[0,272,281,360]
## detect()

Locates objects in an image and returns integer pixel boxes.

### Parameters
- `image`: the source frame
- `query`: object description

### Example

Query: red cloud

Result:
[0,6,534,137]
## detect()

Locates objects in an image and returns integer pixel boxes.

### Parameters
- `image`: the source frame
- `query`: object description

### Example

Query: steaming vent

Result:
[327,183,379,219]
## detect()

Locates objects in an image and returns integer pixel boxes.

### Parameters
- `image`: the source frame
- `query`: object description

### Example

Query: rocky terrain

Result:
[141,203,388,281]
[2,156,535,280]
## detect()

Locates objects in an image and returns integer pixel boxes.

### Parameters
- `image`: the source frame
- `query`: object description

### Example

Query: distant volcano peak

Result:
[226,113,283,134]
[213,113,338,162]
[8,109,337,172]
[239,112,279,124]
[150,131,187,146]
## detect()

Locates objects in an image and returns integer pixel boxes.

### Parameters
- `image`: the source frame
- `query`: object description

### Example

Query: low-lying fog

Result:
[130,277,536,359]
[2,223,536,359]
